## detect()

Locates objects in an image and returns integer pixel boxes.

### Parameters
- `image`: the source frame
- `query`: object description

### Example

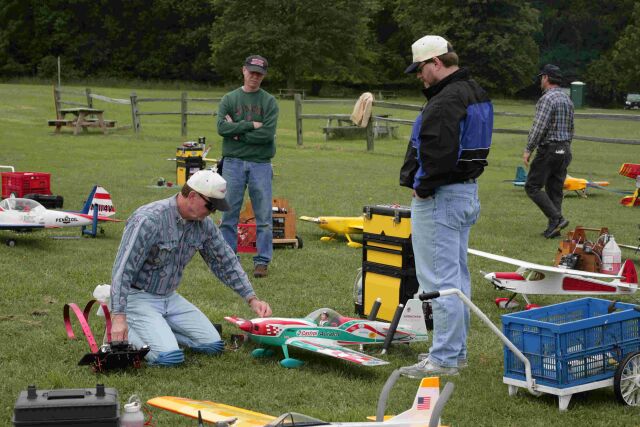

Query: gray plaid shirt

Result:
[110,195,255,313]
[526,87,574,153]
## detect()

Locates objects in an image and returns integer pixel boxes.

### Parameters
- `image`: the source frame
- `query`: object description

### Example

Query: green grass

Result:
[1,83,640,426]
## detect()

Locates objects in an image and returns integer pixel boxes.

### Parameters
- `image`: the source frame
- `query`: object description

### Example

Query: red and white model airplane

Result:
[469,248,638,309]
[0,185,120,246]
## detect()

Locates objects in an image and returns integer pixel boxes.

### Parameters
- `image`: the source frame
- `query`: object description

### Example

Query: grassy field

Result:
[1,82,639,426]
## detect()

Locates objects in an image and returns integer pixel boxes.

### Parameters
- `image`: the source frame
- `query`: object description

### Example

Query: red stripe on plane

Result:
[562,277,615,292]
[93,193,111,200]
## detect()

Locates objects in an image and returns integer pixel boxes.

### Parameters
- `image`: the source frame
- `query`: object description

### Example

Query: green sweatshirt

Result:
[217,87,279,163]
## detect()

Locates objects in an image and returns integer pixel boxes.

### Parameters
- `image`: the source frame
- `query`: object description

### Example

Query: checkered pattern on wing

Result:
[265,325,282,336]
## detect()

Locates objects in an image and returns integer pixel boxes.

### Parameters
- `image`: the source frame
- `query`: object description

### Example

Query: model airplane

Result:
[225,301,428,368]
[0,185,120,246]
[619,163,640,207]
[148,376,451,427]
[468,248,638,308]
[507,166,610,197]
[299,215,364,247]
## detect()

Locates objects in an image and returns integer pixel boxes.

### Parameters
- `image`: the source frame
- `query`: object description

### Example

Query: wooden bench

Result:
[278,88,305,99]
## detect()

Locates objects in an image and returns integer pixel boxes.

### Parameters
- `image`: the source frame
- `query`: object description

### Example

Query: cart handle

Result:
[418,290,542,397]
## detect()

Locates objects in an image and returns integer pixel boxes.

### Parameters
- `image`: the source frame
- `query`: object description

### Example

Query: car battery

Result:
[1,172,51,199]
[13,384,119,426]
[176,139,206,186]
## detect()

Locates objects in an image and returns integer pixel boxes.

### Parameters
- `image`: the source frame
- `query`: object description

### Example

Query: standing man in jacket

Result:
[398,35,493,377]
[524,64,574,239]
[217,55,279,278]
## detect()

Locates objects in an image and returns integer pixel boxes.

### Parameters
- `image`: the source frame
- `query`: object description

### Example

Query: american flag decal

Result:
[417,396,431,410]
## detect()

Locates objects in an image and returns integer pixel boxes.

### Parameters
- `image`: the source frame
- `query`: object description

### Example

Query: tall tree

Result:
[209,0,379,92]
[393,0,540,96]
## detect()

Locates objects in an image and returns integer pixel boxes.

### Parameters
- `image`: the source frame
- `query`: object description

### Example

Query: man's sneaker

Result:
[253,264,268,278]
[543,217,569,239]
[417,353,467,368]
[399,359,459,378]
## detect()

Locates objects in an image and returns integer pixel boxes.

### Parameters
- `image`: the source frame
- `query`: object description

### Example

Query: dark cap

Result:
[537,64,563,80]
[245,55,268,75]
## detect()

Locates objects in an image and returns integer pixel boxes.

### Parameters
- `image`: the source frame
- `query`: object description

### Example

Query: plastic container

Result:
[601,236,622,275]
[502,298,640,388]
[237,223,257,253]
[120,396,143,427]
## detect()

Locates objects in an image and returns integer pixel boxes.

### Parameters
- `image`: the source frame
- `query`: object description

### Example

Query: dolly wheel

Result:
[614,351,640,405]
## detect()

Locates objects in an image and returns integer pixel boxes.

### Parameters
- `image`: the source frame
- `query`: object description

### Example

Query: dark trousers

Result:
[525,142,572,221]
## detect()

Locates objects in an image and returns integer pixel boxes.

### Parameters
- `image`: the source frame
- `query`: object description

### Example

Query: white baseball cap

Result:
[186,170,230,211]
[404,35,452,73]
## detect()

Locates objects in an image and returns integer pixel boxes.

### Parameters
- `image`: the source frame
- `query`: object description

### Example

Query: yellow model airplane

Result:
[509,166,609,197]
[299,215,364,247]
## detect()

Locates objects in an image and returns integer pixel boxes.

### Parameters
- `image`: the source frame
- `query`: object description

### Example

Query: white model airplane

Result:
[0,185,120,246]
[468,248,638,308]
[148,375,452,427]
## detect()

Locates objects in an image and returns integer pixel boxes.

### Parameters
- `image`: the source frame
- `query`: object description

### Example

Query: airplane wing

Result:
[285,337,389,366]
[468,248,623,279]
[147,396,275,427]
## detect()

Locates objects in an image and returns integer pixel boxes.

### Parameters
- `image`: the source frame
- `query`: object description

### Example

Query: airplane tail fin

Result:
[398,298,428,337]
[388,377,440,423]
[620,259,638,284]
[81,186,116,218]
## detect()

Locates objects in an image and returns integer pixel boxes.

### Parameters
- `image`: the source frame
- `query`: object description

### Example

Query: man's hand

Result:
[111,314,129,342]
[249,298,272,317]
[523,151,531,167]
[252,121,263,129]
[225,114,233,123]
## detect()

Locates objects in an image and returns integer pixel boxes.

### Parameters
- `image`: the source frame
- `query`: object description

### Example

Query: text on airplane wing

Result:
[285,338,389,366]
[468,248,623,279]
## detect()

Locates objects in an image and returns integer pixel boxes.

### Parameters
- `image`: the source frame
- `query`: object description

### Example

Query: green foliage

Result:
[393,0,540,96]
[1,83,640,426]
[209,0,380,90]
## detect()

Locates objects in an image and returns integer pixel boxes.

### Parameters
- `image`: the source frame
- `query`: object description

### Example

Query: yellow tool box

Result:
[176,138,206,185]
[358,205,418,321]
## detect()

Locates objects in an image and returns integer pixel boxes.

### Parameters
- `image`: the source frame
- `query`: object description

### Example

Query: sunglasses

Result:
[196,192,217,211]
[417,58,435,73]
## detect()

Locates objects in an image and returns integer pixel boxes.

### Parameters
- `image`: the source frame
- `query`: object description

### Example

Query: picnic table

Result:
[322,114,398,141]
[48,107,115,135]
[278,88,305,99]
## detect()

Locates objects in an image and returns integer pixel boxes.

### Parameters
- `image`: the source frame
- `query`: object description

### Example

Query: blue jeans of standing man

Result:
[220,157,273,266]
[411,182,480,368]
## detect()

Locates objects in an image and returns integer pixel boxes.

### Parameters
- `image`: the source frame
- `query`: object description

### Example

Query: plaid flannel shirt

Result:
[526,87,574,153]
[110,195,255,313]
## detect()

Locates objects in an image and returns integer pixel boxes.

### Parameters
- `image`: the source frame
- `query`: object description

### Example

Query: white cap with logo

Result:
[186,169,230,211]
[404,35,451,73]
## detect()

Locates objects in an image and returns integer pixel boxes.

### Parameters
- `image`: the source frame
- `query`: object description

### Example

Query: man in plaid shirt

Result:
[523,64,574,239]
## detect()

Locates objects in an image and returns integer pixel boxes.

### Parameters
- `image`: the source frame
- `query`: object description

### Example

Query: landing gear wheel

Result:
[296,235,303,249]
[614,351,640,405]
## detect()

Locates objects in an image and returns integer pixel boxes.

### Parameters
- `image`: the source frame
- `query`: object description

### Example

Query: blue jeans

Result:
[220,158,273,266]
[411,182,480,367]
[125,290,221,363]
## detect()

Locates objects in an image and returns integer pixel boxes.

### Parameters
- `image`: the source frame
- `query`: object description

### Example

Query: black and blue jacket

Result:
[400,68,493,198]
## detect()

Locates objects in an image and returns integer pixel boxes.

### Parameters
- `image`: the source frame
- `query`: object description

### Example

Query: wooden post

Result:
[294,93,303,146]
[53,86,62,119]
[366,116,374,152]
[85,88,93,108]
[130,92,141,133]
[181,91,188,136]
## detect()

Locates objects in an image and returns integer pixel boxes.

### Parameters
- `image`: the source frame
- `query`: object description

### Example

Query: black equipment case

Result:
[13,384,119,426]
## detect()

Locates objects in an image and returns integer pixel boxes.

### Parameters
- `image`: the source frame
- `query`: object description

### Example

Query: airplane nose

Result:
[483,272,496,281]
[238,320,254,333]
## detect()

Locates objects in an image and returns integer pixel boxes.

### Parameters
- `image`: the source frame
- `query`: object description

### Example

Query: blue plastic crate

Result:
[502,298,640,388]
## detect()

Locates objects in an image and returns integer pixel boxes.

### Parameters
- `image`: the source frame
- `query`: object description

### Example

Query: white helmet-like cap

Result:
[404,35,452,73]
[186,169,230,211]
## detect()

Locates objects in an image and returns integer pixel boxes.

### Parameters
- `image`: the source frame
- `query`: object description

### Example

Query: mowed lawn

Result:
[0,82,639,426]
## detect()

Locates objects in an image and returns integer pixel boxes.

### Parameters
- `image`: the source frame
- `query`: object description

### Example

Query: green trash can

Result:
[570,81,586,109]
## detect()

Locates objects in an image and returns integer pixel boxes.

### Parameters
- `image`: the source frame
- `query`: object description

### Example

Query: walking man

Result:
[217,55,279,278]
[524,64,574,239]
[398,35,493,377]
